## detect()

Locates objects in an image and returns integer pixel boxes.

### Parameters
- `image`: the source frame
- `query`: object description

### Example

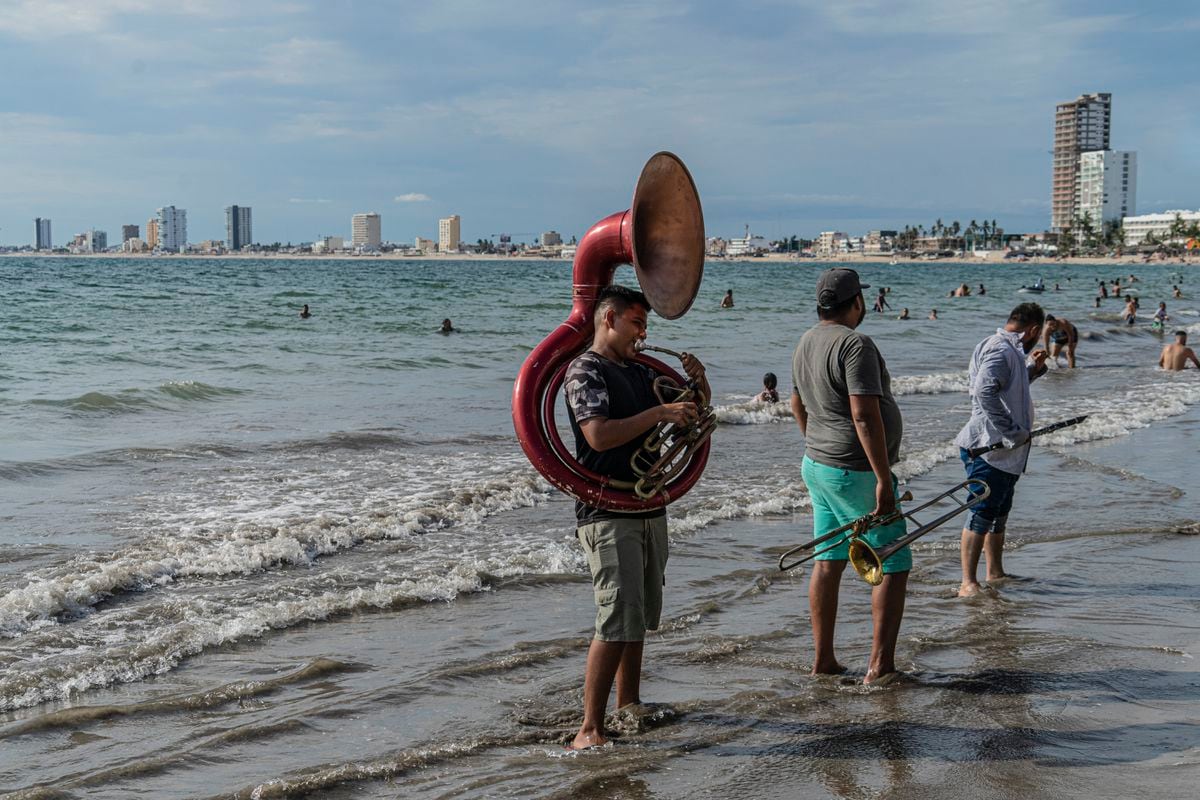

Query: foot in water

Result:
[568,731,608,751]
[957,581,984,597]
[864,670,902,686]
[811,661,847,676]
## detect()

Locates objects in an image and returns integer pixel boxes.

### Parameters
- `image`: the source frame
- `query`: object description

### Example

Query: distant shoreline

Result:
[2,251,1195,267]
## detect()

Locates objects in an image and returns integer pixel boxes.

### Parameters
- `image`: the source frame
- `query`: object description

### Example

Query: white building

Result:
[1122,210,1200,246]
[727,233,769,257]
[1076,151,1136,229]
[352,213,382,249]
[85,229,108,253]
[816,231,848,257]
[156,206,188,252]
[313,235,344,253]
[34,217,52,250]
[225,205,253,250]
[123,237,147,253]
[415,236,438,254]
[439,215,461,253]
[540,230,562,247]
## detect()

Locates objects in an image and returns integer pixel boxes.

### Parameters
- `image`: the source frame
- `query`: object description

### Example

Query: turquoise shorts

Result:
[801,456,912,574]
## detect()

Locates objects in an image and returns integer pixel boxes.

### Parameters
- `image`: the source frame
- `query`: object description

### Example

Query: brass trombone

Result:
[630,341,718,499]
[778,479,990,584]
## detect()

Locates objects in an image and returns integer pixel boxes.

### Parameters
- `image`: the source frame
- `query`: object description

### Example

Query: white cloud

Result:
[394,193,432,203]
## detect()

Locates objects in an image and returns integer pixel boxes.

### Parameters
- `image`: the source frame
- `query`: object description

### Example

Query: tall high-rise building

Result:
[146,218,159,250]
[34,218,52,250]
[121,224,140,243]
[225,205,253,250]
[352,212,382,249]
[156,206,188,252]
[1051,92,1111,231]
[439,215,461,253]
[85,229,108,253]
[1076,150,1136,231]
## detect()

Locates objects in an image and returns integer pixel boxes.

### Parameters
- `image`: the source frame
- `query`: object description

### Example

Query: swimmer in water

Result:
[929,308,938,320]
[1159,331,1199,371]
[300,304,311,319]
[1042,314,1079,368]
[721,289,734,308]
[440,318,455,333]
[757,372,780,403]
[1124,296,1137,326]
[898,308,910,320]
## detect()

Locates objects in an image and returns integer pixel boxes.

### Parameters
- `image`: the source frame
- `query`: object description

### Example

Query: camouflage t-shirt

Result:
[564,351,665,523]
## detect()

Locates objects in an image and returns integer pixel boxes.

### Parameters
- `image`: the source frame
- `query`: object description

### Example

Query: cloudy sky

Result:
[1,0,1197,246]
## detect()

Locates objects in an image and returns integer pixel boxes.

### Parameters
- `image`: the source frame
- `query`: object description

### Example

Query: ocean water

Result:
[1,256,1198,798]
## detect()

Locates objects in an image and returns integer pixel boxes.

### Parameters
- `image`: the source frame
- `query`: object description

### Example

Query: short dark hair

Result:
[1177,330,1188,340]
[1008,302,1045,328]
[1045,314,1056,322]
[817,292,859,320]
[595,284,650,324]
[762,372,777,389]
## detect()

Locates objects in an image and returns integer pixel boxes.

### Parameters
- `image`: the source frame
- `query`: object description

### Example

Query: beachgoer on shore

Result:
[955,303,1048,597]
[563,284,709,750]
[757,372,780,403]
[721,290,734,308]
[790,268,908,684]
[1160,331,1199,371]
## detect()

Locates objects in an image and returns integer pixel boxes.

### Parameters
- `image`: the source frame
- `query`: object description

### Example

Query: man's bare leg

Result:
[614,641,644,709]
[984,530,1008,580]
[809,559,847,674]
[959,527,985,597]
[571,639,625,749]
[865,570,908,683]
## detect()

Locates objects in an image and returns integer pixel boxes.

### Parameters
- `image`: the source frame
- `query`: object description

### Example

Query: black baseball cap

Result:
[816,268,869,309]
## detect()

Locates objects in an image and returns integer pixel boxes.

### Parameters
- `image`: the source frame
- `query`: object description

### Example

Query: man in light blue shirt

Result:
[954,303,1048,597]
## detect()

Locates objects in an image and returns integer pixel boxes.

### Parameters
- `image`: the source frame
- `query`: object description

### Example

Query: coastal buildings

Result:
[540,231,562,247]
[1122,210,1200,246]
[156,206,188,252]
[728,228,768,256]
[225,205,253,251]
[352,212,381,249]
[313,235,344,253]
[1051,92,1111,231]
[121,224,139,243]
[439,215,461,253]
[34,218,51,250]
[816,231,849,257]
[145,218,159,250]
[82,229,107,253]
[1076,151,1136,231]
[864,230,897,255]
[414,236,437,254]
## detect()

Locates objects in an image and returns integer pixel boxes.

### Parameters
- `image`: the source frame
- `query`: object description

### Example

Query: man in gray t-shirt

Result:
[790,268,909,685]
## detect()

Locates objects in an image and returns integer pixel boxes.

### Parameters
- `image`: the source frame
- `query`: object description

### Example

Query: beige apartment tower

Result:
[352,213,382,249]
[439,215,461,253]
[1051,92,1111,232]
[145,218,159,250]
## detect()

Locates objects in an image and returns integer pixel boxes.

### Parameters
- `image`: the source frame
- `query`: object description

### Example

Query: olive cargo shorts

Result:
[577,516,669,642]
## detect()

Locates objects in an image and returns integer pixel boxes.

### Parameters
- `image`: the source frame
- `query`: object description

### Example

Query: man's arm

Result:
[790,389,807,436]
[578,403,697,452]
[1159,347,1167,369]
[848,394,895,517]
[1189,348,1200,369]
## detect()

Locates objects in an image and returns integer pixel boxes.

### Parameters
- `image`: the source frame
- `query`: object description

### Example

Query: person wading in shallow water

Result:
[563,284,709,750]
[790,268,909,685]
[955,303,1049,597]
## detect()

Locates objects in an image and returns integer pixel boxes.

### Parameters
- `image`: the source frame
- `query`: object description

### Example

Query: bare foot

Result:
[986,571,1014,582]
[811,661,847,676]
[864,669,900,686]
[569,730,608,751]
[957,581,983,597]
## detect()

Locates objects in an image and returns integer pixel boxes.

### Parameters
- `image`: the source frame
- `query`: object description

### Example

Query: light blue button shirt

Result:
[954,328,1043,475]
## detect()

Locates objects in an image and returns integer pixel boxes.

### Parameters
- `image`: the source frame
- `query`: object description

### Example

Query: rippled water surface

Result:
[1,256,1198,798]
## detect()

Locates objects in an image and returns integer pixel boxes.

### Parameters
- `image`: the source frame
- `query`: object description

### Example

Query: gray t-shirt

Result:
[791,322,902,470]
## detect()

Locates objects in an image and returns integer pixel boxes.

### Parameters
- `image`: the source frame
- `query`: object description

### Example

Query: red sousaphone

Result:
[512,152,709,511]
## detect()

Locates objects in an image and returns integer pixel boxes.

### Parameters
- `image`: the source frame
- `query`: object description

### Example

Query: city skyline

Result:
[2,2,1198,246]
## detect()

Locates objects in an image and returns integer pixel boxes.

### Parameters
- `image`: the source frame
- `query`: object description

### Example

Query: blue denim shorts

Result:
[959,448,1020,534]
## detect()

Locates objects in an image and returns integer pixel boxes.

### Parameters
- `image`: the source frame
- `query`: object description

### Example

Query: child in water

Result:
[757,372,780,403]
